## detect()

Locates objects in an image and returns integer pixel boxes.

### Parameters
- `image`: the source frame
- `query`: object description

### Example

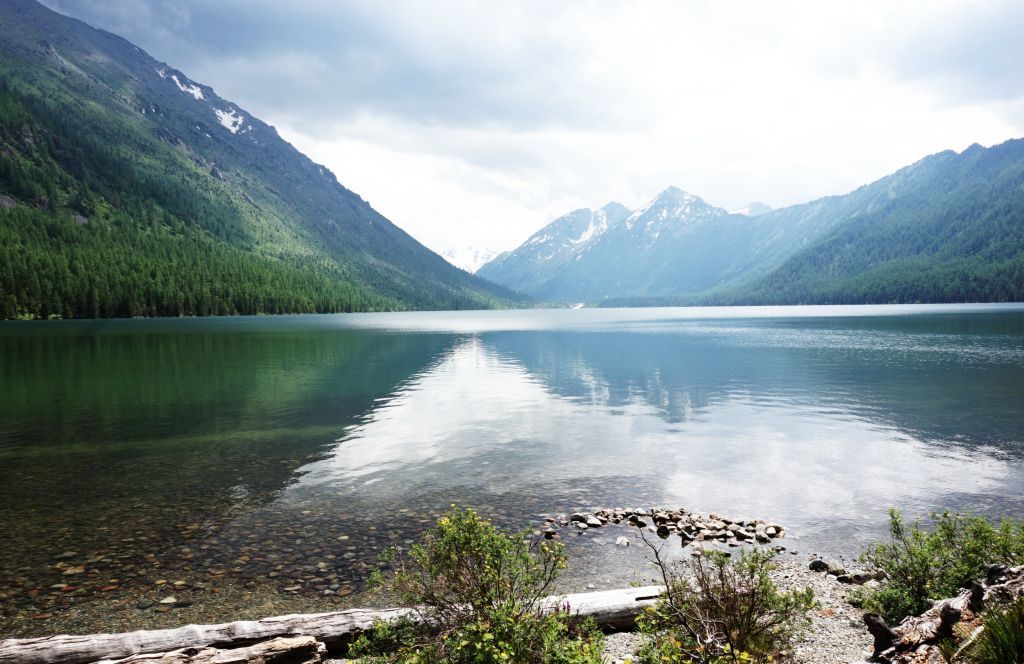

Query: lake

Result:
[2,304,1024,635]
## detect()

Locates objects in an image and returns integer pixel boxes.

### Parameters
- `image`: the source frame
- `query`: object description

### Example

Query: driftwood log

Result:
[0,585,664,664]
[95,637,326,664]
[866,565,1024,663]
[866,588,971,662]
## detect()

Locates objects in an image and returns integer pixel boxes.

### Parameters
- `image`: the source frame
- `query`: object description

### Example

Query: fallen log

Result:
[95,636,325,664]
[0,585,664,664]
[868,589,972,662]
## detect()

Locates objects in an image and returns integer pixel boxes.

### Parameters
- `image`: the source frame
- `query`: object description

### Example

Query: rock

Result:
[809,559,829,573]
[585,516,602,528]
[827,560,847,576]
[656,525,670,538]
[765,526,778,537]
[570,513,588,523]
[575,522,589,530]
[136,600,154,609]
[615,536,629,547]
[159,596,177,604]
[543,528,557,539]
[53,551,78,560]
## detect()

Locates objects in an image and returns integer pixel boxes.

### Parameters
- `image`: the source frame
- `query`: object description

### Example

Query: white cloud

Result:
[42,0,1024,254]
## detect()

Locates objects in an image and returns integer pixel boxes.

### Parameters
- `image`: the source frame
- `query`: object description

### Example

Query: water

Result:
[2,304,1024,634]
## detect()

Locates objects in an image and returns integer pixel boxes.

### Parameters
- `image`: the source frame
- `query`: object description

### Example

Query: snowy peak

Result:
[730,201,773,217]
[440,247,498,273]
[624,187,725,234]
[599,201,631,221]
[519,202,629,256]
[476,202,629,286]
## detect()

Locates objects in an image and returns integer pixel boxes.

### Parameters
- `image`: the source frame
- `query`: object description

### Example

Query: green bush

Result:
[967,598,1024,664]
[635,547,815,663]
[348,507,603,663]
[859,510,1024,623]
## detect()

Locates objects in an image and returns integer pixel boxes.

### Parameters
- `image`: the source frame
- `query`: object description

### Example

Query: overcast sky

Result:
[41,0,1024,255]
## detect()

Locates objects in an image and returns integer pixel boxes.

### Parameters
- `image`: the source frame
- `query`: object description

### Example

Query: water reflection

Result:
[291,311,1024,557]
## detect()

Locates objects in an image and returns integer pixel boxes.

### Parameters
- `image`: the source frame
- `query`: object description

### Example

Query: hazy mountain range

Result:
[479,141,1024,305]
[0,0,518,319]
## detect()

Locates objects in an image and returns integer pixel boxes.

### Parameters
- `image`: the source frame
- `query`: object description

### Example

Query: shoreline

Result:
[1,508,877,663]
[0,559,876,664]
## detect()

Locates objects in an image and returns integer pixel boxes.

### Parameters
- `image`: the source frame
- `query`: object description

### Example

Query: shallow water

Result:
[2,304,1023,634]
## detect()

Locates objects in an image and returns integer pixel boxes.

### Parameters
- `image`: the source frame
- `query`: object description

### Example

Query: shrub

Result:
[635,539,815,664]
[859,509,1024,624]
[348,507,603,663]
[966,598,1024,664]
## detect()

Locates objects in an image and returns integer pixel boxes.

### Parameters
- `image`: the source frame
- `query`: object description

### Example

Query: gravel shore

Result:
[599,557,873,664]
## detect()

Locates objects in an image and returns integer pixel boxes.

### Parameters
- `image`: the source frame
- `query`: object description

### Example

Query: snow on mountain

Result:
[169,73,204,100]
[476,202,629,292]
[519,201,630,260]
[729,201,773,217]
[479,188,752,301]
[441,247,499,273]
[214,107,246,134]
[620,187,726,246]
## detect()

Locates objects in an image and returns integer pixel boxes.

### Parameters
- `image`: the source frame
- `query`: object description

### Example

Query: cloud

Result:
[39,0,1024,254]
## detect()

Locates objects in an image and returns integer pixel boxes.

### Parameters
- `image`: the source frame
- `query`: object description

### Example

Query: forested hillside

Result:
[0,0,519,319]
[597,141,1024,307]
[711,141,1024,305]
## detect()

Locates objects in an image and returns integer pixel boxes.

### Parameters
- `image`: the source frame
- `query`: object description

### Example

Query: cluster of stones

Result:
[542,507,786,546]
[807,558,882,585]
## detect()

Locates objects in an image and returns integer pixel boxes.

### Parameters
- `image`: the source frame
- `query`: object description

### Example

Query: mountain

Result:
[711,141,1024,305]
[482,187,842,301]
[440,246,498,273]
[483,141,1024,305]
[476,202,629,295]
[0,0,519,319]
[730,202,773,217]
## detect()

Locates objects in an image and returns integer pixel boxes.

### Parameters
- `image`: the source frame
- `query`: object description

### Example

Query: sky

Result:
[41,0,1024,256]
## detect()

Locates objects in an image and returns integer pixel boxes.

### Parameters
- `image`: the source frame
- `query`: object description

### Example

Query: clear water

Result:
[2,304,1024,632]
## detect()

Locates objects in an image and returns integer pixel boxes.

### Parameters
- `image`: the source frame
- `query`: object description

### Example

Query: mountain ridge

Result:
[0,0,521,319]
[481,140,1024,305]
